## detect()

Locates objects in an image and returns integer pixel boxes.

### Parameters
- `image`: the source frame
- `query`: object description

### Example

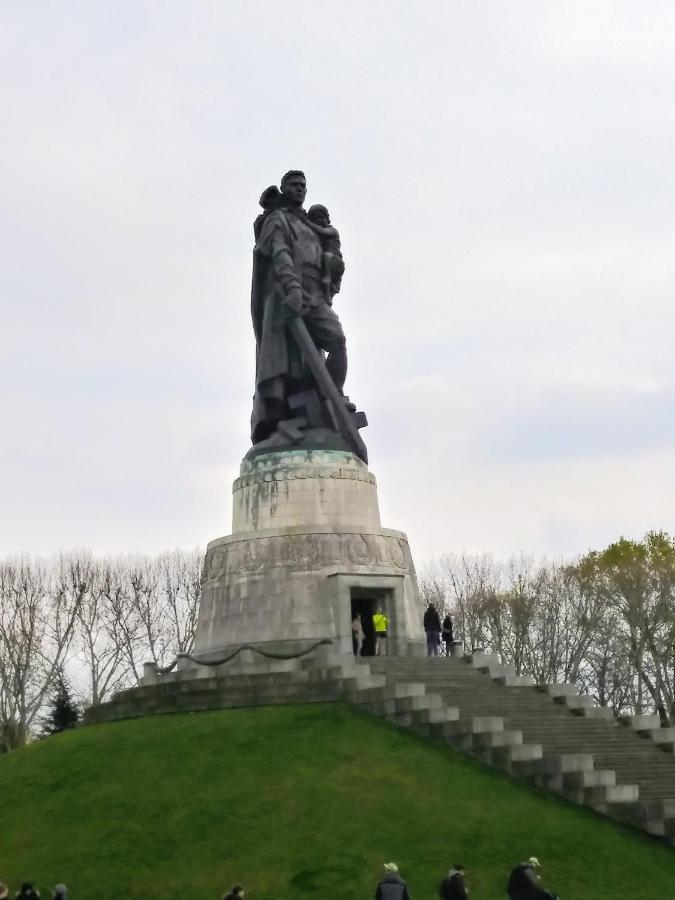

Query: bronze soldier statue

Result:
[249,170,367,461]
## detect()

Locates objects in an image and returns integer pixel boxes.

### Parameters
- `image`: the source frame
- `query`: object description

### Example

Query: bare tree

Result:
[0,548,204,742]
[72,556,133,706]
[156,549,202,658]
[0,556,81,747]
[124,550,203,671]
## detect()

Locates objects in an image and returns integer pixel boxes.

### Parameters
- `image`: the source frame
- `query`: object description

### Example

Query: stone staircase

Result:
[84,645,675,844]
[343,653,675,843]
[84,657,343,724]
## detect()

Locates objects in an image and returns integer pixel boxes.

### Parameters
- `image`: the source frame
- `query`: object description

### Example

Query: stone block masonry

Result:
[192,448,425,659]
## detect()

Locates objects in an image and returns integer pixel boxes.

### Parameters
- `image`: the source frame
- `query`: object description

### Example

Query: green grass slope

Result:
[1,703,674,899]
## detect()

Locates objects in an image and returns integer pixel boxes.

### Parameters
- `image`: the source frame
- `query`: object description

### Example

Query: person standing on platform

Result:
[442,612,454,656]
[352,612,364,657]
[423,602,442,656]
[373,607,389,656]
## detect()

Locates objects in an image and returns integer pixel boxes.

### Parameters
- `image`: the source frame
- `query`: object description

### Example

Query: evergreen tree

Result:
[42,673,80,735]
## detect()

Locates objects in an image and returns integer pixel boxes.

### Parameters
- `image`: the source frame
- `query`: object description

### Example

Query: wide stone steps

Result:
[358,654,675,843]
[84,667,341,723]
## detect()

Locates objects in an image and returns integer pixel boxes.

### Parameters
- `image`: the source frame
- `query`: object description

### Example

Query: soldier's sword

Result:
[287,315,368,464]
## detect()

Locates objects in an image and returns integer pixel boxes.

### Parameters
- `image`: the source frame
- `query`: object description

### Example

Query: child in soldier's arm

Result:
[307,204,344,302]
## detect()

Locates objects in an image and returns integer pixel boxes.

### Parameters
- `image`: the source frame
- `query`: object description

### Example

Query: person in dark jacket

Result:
[222,886,244,900]
[15,885,40,900]
[375,863,411,900]
[507,858,557,900]
[52,887,67,900]
[442,614,454,656]
[423,603,442,656]
[439,864,468,900]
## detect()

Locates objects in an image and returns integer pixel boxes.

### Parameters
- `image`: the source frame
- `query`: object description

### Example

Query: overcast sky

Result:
[2,1,674,563]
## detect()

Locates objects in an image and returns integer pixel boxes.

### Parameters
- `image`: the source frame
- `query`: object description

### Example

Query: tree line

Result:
[0,550,202,750]
[3,531,674,750]
[419,531,675,724]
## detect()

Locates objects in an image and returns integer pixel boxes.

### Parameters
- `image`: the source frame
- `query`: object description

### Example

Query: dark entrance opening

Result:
[350,588,388,657]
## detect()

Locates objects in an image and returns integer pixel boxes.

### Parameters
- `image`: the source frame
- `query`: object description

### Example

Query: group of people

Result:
[375,857,559,900]
[1,863,557,900]
[423,602,456,657]
[352,607,390,657]
[1,882,243,900]
[351,604,456,658]
[0,884,66,900]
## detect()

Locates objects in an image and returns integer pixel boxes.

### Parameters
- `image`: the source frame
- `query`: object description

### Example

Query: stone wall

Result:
[232,449,380,532]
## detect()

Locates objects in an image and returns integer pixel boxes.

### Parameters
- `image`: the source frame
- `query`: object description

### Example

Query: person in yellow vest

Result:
[373,607,389,656]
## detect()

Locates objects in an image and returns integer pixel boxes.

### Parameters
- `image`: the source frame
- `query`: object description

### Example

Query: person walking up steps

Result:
[373,607,389,656]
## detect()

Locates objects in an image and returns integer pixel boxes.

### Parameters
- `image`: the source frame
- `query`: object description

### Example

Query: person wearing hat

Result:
[507,858,558,900]
[52,887,67,900]
[375,863,411,900]
[438,863,468,900]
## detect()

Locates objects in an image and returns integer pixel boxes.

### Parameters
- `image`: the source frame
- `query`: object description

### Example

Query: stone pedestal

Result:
[193,449,424,659]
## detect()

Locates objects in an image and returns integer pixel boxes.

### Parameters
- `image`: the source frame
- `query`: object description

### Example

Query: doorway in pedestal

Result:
[350,588,390,657]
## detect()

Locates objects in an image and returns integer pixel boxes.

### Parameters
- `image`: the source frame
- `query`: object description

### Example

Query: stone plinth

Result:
[193,449,424,659]
[232,450,380,533]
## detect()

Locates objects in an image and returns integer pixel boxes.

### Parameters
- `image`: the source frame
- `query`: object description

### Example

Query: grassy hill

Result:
[1,703,674,899]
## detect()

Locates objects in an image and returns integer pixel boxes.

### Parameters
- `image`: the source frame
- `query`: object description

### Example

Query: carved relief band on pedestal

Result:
[203,530,413,583]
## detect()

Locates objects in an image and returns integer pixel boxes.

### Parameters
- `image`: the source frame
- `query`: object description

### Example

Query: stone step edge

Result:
[461,653,675,756]
[335,653,675,844]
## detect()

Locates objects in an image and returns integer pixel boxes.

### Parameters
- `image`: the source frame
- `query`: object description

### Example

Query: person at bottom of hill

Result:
[375,863,410,900]
[507,858,558,900]
[352,612,364,657]
[442,613,454,656]
[439,864,468,900]
[0,883,8,900]
[15,885,40,900]
[373,608,389,656]
[52,888,67,900]
[222,886,245,900]
[423,602,441,656]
